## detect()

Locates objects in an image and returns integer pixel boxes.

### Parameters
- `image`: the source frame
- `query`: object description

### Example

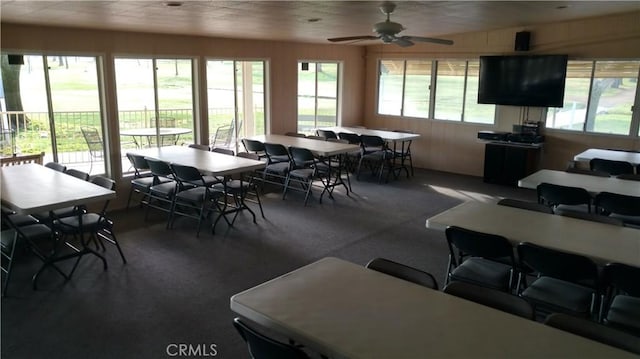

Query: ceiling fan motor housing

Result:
[374,20,404,36]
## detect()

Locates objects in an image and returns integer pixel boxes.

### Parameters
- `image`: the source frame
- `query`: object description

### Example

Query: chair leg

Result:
[97,229,127,264]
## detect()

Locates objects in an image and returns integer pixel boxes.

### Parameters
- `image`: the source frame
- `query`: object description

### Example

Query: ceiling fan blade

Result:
[403,36,454,45]
[393,37,414,47]
[328,35,380,42]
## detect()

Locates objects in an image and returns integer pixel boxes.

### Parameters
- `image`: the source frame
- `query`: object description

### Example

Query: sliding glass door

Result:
[206,60,266,153]
[0,54,106,174]
[115,58,195,173]
[297,62,339,135]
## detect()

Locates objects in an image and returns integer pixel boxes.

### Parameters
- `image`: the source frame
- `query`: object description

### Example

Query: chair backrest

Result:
[602,262,640,297]
[497,198,553,214]
[366,257,438,290]
[565,167,611,177]
[90,175,115,191]
[360,134,385,149]
[443,281,534,319]
[590,158,635,176]
[316,129,337,139]
[559,210,624,226]
[616,173,640,181]
[90,176,115,215]
[536,182,591,208]
[338,132,360,145]
[305,135,325,140]
[517,242,598,287]
[211,147,235,156]
[242,138,265,153]
[45,162,67,172]
[188,144,210,151]
[445,226,514,262]
[285,132,306,138]
[65,168,90,181]
[80,127,103,156]
[544,313,640,355]
[146,158,174,178]
[595,192,640,216]
[233,318,310,359]
[154,117,176,127]
[170,163,205,186]
[263,142,290,163]
[211,125,232,148]
[288,146,315,168]
[126,153,151,177]
[236,152,260,161]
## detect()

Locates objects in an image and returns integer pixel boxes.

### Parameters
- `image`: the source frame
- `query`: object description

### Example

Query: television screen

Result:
[478,55,568,107]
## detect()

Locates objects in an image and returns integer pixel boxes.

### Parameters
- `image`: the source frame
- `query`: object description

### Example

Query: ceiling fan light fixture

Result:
[326,1,453,47]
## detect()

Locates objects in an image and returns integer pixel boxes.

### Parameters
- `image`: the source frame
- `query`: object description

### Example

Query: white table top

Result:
[318,126,421,142]
[127,146,265,176]
[120,127,192,137]
[426,200,640,267]
[248,134,360,157]
[231,257,636,359]
[518,169,640,197]
[0,163,116,215]
[574,148,640,166]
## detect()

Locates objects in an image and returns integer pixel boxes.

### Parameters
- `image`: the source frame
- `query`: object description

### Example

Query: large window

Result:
[206,60,266,153]
[0,54,106,174]
[297,62,339,135]
[378,60,431,118]
[546,60,640,135]
[378,59,495,123]
[434,60,495,123]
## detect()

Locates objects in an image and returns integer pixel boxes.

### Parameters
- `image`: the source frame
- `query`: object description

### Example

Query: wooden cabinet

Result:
[483,142,541,186]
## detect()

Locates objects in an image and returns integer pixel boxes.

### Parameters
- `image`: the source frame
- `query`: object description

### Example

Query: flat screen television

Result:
[478,55,568,107]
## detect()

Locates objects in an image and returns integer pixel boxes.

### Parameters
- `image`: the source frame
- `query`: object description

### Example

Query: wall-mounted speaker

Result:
[515,32,531,51]
[301,62,309,71]
[7,54,24,65]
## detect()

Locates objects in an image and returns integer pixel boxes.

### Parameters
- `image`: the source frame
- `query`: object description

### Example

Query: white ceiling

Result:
[1,1,638,45]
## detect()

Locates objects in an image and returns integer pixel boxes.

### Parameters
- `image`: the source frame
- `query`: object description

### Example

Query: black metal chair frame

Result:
[54,176,126,268]
[357,134,395,183]
[233,317,310,359]
[144,158,178,223]
[284,146,332,205]
[536,182,592,213]
[168,163,229,236]
[445,225,517,292]
[599,262,640,335]
[516,242,600,319]
[589,158,634,176]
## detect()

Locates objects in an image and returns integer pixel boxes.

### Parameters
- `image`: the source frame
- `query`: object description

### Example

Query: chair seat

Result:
[131,176,157,190]
[175,187,211,202]
[149,181,177,197]
[554,204,591,215]
[57,213,105,231]
[6,214,39,227]
[450,257,513,291]
[201,175,224,186]
[521,276,595,315]
[605,295,640,334]
[289,168,315,179]
[265,162,290,175]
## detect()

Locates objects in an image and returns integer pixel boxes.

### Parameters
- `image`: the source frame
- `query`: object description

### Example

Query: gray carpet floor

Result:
[1,168,537,359]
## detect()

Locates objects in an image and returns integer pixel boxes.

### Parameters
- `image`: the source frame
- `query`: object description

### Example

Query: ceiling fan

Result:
[328,1,453,47]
